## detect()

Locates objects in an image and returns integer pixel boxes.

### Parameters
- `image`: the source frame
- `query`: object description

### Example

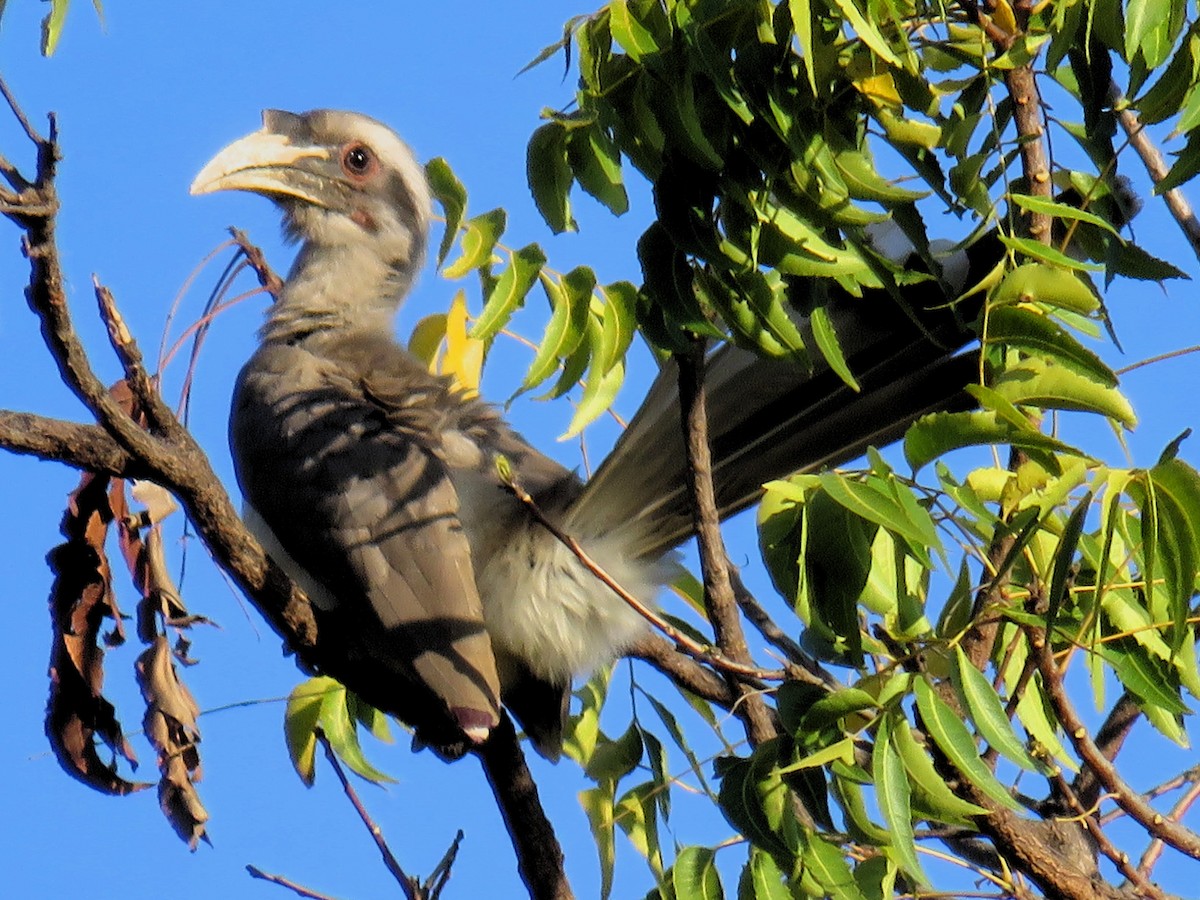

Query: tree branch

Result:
[675,339,777,749]
[1030,626,1200,861]
[0,409,140,477]
[475,715,573,900]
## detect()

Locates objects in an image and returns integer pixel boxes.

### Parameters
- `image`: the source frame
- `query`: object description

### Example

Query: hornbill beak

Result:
[190,110,338,207]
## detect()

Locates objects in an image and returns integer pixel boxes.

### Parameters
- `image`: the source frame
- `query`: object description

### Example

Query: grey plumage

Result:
[193,109,979,760]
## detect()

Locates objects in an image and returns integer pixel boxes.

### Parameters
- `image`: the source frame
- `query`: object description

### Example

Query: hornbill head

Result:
[191,109,432,305]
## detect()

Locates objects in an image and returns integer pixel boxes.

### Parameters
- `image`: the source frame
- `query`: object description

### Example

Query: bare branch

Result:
[317,731,421,899]
[475,715,573,900]
[0,409,139,476]
[675,339,778,748]
[1109,81,1200,262]
[245,866,341,900]
[1031,627,1200,861]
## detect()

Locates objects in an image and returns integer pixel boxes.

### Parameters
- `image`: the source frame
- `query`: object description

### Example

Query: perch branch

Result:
[675,339,778,749]
[0,410,139,477]
[476,715,573,900]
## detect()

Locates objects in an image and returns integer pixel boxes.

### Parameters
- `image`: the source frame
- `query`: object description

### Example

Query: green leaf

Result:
[580,784,618,899]
[904,409,1085,472]
[671,846,723,900]
[1046,491,1094,629]
[985,306,1116,386]
[1095,639,1191,716]
[889,709,989,823]
[471,243,547,342]
[999,234,1103,272]
[802,838,866,900]
[737,849,790,900]
[914,677,1023,811]
[829,0,902,68]
[41,0,69,56]
[284,676,338,786]
[443,208,506,280]
[788,0,817,92]
[425,157,468,269]
[872,716,925,884]
[565,356,624,437]
[818,473,941,562]
[522,272,588,391]
[528,122,575,233]
[992,262,1100,315]
[586,721,645,782]
[951,647,1044,773]
[1008,193,1121,236]
[318,682,395,784]
[569,123,629,216]
[809,305,860,390]
[992,357,1137,428]
[609,0,659,60]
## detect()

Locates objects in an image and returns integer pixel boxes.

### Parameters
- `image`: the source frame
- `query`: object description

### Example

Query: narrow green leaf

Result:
[985,306,1116,386]
[889,709,989,822]
[872,717,925,883]
[609,0,659,60]
[442,208,506,280]
[802,838,866,900]
[999,234,1104,271]
[671,846,723,900]
[41,0,69,55]
[1095,639,1191,715]
[585,722,644,782]
[992,358,1137,427]
[809,305,860,390]
[951,647,1044,773]
[527,122,575,233]
[471,243,546,342]
[569,124,629,216]
[580,784,618,899]
[904,409,1085,472]
[788,0,817,92]
[1046,491,1094,629]
[737,849,790,900]
[284,676,338,786]
[1009,193,1120,236]
[318,682,395,784]
[425,157,468,269]
[819,473,940,558]
[992,262,1100,314]
[914,678,1023,811]
[829,0,902,67]
[523,275,581,391]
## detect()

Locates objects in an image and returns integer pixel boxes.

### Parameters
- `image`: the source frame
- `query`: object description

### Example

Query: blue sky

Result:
[2,3,1200,898]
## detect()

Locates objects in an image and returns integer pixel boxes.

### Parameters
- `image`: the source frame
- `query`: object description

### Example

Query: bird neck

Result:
[260,240,418,343]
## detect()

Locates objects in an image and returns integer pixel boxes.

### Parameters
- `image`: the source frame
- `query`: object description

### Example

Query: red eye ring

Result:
[341,143,374,177]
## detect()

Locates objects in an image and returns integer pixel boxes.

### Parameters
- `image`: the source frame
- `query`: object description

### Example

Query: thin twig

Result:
[502,475,783,682]
[1046,770,1165,899]
[317,731,419,900]
[1136,777,1200,881]
[1030,626,1200,860]
[245,866,342,900]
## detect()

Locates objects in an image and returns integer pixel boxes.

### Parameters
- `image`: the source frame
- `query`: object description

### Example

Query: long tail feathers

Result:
[573,294,980,559]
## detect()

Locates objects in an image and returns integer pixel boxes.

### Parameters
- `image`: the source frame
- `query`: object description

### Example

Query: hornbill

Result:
[191,109,982,760]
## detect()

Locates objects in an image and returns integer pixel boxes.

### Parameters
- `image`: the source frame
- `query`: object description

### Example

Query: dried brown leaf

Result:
[45,471,145,794]
[137,636,208,848]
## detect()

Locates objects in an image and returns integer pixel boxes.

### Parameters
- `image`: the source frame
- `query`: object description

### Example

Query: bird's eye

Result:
[342,144,374,176]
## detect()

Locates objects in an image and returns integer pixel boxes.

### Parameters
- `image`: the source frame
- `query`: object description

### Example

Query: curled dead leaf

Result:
[137,636,208,849]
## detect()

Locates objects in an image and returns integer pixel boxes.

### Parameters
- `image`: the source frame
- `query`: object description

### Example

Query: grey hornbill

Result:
[191,109,981,760]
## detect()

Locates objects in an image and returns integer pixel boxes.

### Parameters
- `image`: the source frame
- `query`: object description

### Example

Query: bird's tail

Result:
[570,290,980,559]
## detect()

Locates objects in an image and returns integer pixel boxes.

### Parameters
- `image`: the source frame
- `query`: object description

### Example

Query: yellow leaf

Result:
[442,290,484,395]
